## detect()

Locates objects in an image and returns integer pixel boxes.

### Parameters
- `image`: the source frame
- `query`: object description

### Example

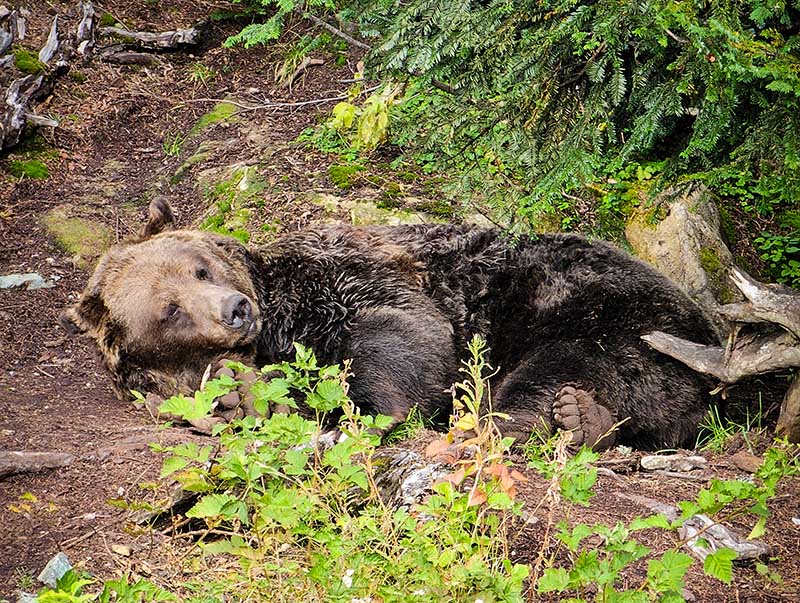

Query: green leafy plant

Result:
[754,232,800,288]
[224,0,337,48]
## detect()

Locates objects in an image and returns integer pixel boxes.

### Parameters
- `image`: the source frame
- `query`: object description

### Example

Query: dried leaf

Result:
[467,486,487,507]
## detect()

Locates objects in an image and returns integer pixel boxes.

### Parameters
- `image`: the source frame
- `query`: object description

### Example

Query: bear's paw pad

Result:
[553,385,616,451]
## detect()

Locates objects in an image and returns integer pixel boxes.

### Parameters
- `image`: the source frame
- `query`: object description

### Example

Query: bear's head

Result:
[60,198,262,399]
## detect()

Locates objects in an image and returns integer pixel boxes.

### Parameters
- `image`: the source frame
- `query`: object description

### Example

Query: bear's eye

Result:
[163,303,181,321]
[195,267,209,281]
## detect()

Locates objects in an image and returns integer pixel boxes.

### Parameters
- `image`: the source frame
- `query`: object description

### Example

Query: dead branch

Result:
[0,451,75,479]
[279,56,324,90]
[721,267,800,338]
[39,15,60,64]
[642,330,800,382]
[293,6,371,51]
[98,25,201,50]
[76,0,96,55]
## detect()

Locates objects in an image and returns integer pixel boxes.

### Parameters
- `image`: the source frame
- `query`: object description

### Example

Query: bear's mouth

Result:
[232,318,258,346]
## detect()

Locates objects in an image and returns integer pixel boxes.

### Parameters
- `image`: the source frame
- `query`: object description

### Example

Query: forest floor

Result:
[0,1,798,601]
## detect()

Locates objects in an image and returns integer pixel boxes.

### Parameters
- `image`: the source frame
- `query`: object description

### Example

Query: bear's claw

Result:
[553,385,616,451]
[211,359,264,420]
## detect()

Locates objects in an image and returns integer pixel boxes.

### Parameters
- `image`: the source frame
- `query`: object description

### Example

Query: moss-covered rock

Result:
[190,102,239,135]
[43,207,114,266]
[329,163,365,189]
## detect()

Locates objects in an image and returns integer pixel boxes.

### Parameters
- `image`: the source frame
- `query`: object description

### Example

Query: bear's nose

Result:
[221,294,253,329]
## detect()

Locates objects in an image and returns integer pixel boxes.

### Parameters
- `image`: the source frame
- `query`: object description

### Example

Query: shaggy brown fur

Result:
[63,199,719,449]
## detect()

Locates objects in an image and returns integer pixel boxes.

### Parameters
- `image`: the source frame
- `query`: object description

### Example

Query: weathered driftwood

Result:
[0,2,206,150]
[616,492,771,562]
[2,73,56,150]
[101,49,158,66]
[643,266,800,442]
[0,7,27,55]
[0,451,75,479]
[76,1,96,55]
[642,330,800,383]
[0,9,64,150]
[98,25,201,50]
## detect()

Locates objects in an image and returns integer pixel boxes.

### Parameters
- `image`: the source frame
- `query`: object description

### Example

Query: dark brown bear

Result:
[62,198,718,449]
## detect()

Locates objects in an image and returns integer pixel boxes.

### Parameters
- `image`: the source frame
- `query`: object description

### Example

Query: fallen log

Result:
[98,25,201,50]
[643,267,800,442]
[0,451,75,479]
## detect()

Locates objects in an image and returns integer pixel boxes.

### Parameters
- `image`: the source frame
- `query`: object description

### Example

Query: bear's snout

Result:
[221,294,253,330]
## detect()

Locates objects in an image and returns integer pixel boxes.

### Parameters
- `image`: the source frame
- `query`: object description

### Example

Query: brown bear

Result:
[62,198,718,450]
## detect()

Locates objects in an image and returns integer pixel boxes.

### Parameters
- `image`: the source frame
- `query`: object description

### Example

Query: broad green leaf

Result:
[537,567,571,593]
[703,548,737,584]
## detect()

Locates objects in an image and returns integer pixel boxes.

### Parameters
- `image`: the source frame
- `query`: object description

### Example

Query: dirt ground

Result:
[0,2,798,601]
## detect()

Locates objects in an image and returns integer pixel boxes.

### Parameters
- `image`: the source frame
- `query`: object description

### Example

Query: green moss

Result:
[328,163,365,189]
[699,247,724,275]
[7,159,48,179]
[417,198,455,218]
[699,247,737,303]
[98,13,118,27]
[717,205,737,245]
[191,102,239,135]
[43,209,113,265]
[397,170,418,183]
[68,70,87,83]
[200,167,265,242]
[13,47,45,74]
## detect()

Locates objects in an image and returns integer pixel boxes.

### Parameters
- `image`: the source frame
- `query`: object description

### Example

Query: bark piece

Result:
[0,451,75,479]
[776,375,800,443]
[38,15,59,64]
[99,25,201,50]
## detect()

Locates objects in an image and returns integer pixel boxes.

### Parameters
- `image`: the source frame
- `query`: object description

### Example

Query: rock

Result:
[349,200,428,226]
[110,544,131,556]
[37,552,71,588]
[0,273,59,290]
[16,592,37,603]
[730,450,762,473]
[792,517,800,527]
[625,183,740,338]
[640,454,707,472]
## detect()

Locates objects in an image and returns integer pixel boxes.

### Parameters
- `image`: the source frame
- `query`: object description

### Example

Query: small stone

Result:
[111,544,131,557]
[791,517,800,527]
[37,552,72,588]
[16,591,37,603]
[730,450,762,473]
[0,273,58,290]
[641,454,708,472]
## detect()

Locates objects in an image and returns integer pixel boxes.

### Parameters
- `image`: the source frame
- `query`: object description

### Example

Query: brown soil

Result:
[0,2,798,601]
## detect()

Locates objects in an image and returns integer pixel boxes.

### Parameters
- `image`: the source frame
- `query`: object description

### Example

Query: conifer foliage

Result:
[234,0,799,254]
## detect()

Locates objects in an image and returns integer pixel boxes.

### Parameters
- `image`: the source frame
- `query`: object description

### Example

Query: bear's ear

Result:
[59,287,109,336]
[140,196,176,239]
[59,255,113,335]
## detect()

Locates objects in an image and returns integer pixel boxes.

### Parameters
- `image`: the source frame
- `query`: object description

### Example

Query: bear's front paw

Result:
[211,359,263,421]
[553,385,616,452]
